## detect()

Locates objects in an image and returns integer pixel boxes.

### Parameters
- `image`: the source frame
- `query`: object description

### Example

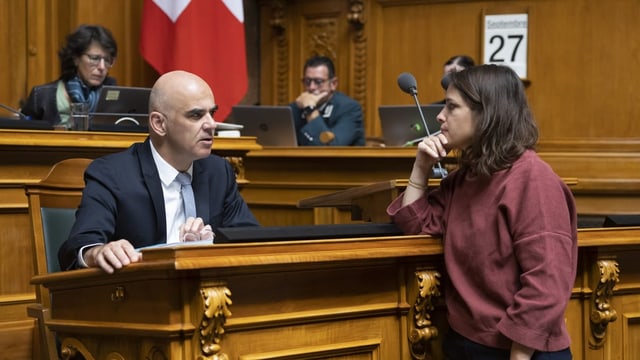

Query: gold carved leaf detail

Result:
[198,286,232,360]
[589,259,620,349]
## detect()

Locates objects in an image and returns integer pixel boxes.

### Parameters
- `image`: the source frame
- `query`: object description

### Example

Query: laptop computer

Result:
[89,86,151,132]
[89,113,149,132]
[378,104,444,146]
[228,105,298,146]
[92,85,151,114]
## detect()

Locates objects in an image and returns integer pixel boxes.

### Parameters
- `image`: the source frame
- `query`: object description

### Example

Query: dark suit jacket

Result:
[290,91,365,146]
[21,77,116,125]
[58,138,259,270]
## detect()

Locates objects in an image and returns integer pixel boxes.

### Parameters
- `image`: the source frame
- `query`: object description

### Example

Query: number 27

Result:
[489,34,524,62]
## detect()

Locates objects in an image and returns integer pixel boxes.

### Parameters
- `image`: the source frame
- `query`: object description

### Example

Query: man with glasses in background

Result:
[22,24,117,127]
[290,56,365,146]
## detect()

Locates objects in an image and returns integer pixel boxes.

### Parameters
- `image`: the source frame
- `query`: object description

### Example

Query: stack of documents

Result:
[215,121,243,137]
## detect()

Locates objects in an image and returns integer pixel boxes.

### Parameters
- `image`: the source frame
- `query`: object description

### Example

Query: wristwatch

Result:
[302,105,316,117]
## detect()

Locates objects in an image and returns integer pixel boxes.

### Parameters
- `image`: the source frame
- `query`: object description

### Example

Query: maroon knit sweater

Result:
[387,150,577,351]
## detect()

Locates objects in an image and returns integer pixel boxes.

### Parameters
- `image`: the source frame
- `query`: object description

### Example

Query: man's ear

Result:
[329,77,338,91]
[149,111,167,136]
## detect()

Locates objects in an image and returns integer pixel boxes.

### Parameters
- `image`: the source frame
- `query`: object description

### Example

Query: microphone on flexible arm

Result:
[0,103,31,120]
[397,72,448,178]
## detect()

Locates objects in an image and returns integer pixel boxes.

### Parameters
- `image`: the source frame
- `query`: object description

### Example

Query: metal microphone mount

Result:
[397,72,448,179]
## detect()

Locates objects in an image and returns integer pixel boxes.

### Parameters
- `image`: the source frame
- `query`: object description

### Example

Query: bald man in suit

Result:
[59,71,258,273]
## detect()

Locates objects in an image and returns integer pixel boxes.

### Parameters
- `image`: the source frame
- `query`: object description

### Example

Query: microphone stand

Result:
[403,130,442,147]
[408,93,448,178]
[0,103,30,120]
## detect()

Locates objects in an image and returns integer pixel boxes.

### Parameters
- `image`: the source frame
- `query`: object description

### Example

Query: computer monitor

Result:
[89,86,151,132]
[228,105,298,146]
[378,104,444,146]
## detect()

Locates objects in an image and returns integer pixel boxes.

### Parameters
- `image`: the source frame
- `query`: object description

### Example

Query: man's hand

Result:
[83,239,142,274]
[295,91,329,109]
[179,217,214,242]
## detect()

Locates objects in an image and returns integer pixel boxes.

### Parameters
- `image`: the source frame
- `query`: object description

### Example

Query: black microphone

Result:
[396,72,447,178]
[397,72,418,96]
[0,103,31,120]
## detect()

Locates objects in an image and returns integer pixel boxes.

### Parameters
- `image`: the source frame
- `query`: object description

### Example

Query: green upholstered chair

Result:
[25,158,91,360]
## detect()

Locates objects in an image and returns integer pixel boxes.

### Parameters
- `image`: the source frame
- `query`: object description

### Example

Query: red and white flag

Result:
[140,0,247,121]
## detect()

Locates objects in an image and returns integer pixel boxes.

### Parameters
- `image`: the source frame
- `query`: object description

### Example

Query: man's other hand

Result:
[84,239,142,274]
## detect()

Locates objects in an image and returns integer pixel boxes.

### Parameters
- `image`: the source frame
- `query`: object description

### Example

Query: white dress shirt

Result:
[149,140,193,244]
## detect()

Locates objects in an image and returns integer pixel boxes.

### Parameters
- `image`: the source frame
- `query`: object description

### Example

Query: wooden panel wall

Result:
[2,0,639,143]
[0,0,156,111]
[259,0,640,143]
[0,0,260,115]
[0,0,28,111]
[253,0,639,220]
[68,0,157,89]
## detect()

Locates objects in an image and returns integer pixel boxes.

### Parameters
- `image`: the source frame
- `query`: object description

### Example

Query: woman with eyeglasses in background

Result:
[22,24,117,127]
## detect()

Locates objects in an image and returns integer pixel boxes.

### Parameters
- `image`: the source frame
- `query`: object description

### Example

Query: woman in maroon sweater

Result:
[387,65,577,360]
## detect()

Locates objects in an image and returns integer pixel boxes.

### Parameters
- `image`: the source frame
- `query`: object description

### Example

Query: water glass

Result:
[70,102,90,131]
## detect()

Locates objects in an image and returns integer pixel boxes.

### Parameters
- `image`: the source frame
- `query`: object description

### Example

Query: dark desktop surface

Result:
[214,222,404,243]
[0,117,53,130]
[603,215,640,227]
[0,116,148,133]
[577,214,640,228]
[88,123,148,133]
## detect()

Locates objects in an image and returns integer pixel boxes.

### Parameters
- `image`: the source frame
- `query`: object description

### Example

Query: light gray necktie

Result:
[175,172,196,219]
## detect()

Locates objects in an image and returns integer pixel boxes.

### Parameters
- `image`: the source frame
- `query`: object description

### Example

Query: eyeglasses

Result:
[302,77,330,87]
[84,53,114,68]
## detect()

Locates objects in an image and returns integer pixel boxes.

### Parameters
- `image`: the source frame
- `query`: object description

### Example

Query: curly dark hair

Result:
[449,64,538,178]
[58,24,118,81]
[444,55,475,69]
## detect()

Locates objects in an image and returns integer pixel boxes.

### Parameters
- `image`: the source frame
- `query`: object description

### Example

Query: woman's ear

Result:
[149,111,167,136]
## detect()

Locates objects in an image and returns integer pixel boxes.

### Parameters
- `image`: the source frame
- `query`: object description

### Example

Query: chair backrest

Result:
[40,208,77,273]
[26,158,91,305]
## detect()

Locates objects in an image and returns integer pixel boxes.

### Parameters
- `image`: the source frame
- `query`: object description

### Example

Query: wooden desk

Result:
[242,147,450,225]
[242,146,640,226]
[0,129,260,359]
[2,132,639,357]
[31,227,640,360]
[297,178,580,223]
[0,130,261,213]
